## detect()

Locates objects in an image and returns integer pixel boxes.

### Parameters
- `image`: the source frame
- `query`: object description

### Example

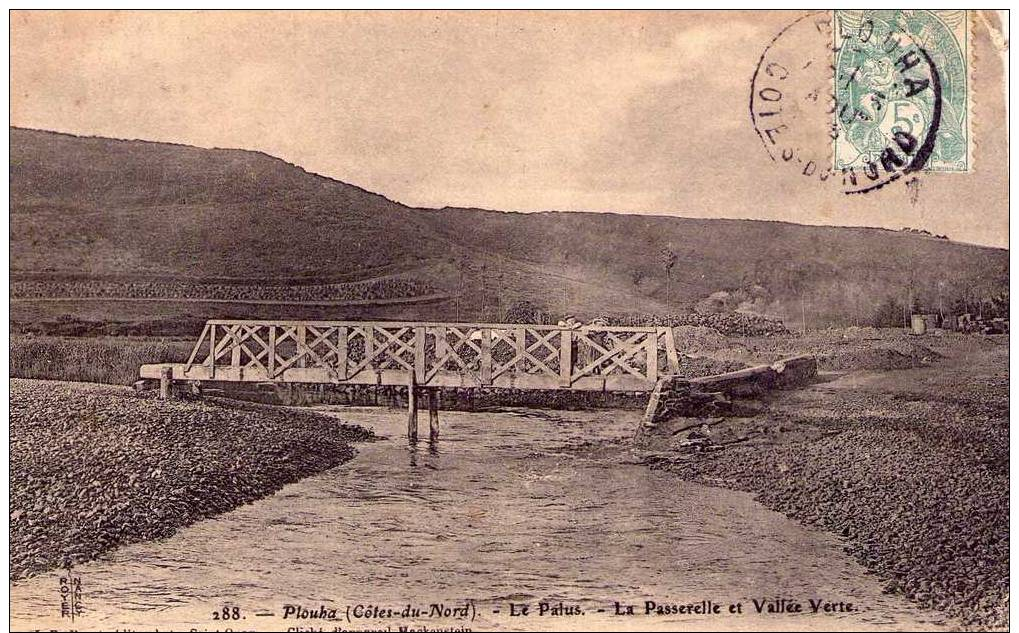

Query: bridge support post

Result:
[428,389,440,440]
[407,371,418,441]
[159,366,173,401]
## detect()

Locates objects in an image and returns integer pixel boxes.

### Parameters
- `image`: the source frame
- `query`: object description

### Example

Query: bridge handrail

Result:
[203,318,662,333]
[161,319,680,392]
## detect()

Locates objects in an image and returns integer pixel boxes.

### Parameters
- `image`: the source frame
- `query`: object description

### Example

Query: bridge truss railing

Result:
[142,320,680,392]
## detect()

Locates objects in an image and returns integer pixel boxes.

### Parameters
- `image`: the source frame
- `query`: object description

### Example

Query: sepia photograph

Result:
[7,8,1011,632]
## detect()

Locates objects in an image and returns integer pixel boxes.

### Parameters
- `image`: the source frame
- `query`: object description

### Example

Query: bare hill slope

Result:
[10,127,1008,327]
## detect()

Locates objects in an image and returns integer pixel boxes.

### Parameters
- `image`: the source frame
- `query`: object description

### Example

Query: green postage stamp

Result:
[833,10,971,173]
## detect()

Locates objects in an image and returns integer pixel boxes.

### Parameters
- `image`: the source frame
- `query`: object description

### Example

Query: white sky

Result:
[10,10,1009,247]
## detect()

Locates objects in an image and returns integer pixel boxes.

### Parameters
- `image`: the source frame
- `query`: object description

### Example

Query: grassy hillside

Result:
[10,127,1008,330]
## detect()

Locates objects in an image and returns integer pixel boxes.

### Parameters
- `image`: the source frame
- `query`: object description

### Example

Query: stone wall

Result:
[212,382,649,411]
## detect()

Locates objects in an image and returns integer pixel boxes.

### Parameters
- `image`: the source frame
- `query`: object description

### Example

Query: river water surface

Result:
[10,406,949,631]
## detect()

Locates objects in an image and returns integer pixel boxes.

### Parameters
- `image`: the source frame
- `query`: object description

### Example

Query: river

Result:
[10,405,948,631]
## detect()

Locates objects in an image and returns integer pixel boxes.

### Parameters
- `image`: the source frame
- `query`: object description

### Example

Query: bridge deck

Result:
[140,319,680,392]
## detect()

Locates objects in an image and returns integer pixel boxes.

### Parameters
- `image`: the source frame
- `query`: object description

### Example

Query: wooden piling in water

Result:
[428,389,440,440]
[407,371,418,441]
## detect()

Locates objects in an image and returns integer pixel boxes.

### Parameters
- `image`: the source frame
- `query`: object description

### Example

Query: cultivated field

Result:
[11,276,435,302]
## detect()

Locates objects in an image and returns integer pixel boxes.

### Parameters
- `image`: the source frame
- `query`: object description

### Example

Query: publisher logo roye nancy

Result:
[60,568,84,621]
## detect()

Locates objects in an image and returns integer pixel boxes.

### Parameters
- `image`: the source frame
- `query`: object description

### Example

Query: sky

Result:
[10,10,1009,247]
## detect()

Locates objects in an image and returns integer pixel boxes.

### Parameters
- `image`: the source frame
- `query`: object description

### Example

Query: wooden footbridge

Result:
[140,319,680,439]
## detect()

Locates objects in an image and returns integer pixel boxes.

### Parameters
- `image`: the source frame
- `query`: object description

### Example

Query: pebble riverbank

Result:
[647,339,1009,630]
[10,379,373,581]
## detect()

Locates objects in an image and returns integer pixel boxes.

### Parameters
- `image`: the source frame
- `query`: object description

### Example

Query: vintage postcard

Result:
[7,9,1010,632]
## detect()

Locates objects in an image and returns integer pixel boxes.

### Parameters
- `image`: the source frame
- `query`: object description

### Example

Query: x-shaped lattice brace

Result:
[348,326,416,374]
[573,331,649,380]
[491,328,560,379]
[213,324,270,373]
[305,326,343,371]
[271,326,342,381]
[427,327,482,383]
[379,327,418,371]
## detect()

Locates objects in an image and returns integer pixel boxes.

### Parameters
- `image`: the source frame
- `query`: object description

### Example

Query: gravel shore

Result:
[648,337,1008,630]
[10,379,372,581]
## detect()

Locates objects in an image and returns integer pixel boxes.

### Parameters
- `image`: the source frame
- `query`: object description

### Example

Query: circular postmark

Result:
[750,10,943,195]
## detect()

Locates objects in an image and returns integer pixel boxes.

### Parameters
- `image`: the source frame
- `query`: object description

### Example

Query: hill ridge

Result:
[15,126,1006,251]
[10,126,1008,328]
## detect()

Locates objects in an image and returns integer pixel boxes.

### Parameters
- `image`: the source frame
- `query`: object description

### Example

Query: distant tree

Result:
[454,258,472,321]
[989,290,1009,319]
[630,270,646,312]
[558,252,570,314]
[479,262,489,321]
[659,249,678,306]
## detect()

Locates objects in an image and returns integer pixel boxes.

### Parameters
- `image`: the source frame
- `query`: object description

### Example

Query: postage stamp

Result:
[833,10,970,174]
[750,10,946,194]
